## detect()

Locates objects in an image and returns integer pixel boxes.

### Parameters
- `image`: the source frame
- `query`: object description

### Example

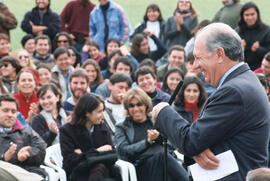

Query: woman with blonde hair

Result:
[115,87,188,181]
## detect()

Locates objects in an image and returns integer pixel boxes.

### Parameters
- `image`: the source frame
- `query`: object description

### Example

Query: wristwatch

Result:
[0,154,4,161]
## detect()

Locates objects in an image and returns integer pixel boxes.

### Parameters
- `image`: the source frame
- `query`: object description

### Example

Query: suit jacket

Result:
[156,63,270,180]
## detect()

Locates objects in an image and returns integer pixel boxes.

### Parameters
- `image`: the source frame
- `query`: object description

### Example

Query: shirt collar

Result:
[217,62,244,89]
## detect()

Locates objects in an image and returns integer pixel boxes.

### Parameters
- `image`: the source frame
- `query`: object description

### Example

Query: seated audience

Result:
[0,94,47,179]
[135,66,170,107]
[161,68,184,95]
[32,84,66,147]
[104,73,132,134]
[60,93,120,180]
[157,45,186,81]
[51,47,74,101]
[67,46,82,68]
[96,56,133,99]
[0,33,11,59]
[0,56,21,94]
[32,35,54,68]
[82,59,104,93]
[21,34,36,56]
[81,39,105,63]
[115,87,189,181]
[130,33,167,63]
[14,70,39,122]
[52,32,74,52]
[63,68,89,115]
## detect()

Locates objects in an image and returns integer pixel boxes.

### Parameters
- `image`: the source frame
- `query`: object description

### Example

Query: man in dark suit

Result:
[152,23,270,180]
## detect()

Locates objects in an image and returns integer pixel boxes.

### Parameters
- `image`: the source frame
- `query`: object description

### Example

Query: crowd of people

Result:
[0,0,270,180]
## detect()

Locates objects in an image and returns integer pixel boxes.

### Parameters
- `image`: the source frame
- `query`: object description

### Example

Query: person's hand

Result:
[27,103,38,124]
[17,146,31,162]
[96,145,112,152]
[147,129,160,144]
[82,44,89,52]
[143,29,153,37]
[119,46,129,56]
[193,149,219,170]
[4,143,17,162]
[69,34,75,39]
[251,41,259,52]
[49,121,59,134]
[174,13,183,25]
[66,115,72,123]
[152,102,169,123]
[74,149,82,155]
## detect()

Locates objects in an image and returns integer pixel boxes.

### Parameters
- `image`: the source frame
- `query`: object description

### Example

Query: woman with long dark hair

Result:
[237,2,270,70]
[130,4,166,51]
[32,83,66,147]
[60,93,119,180]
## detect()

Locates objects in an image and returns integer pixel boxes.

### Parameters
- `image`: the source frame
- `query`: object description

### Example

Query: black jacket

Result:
[21,7,61,41]
[59,122,113,176]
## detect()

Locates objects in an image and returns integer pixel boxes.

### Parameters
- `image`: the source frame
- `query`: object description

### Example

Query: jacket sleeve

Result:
[59,126,96,173]
[117,6,130,45]
[21,12,33,34]
[155,86,244,157]
[150,34,167,61]
[22,128,47,166]
[89,11,97,39]
[256,28,270,58]
[115,124,149,160]
[0,3,17,30]
[60,3,71,32]
[43,12,61,38]
[31,114,57,146]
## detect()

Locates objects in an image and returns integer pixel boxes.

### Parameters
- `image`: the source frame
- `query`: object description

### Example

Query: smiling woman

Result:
[60,93,121,180]
[115,87,189,181]
[31,83,66,147]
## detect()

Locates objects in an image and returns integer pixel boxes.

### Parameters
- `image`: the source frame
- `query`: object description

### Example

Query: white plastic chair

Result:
[115,160,137,181]
[44,143,67,181]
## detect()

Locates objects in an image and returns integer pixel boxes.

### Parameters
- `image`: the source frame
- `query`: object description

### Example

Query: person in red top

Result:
[254,52,270,86]
[60,0,96,52]
[14,70,39,124]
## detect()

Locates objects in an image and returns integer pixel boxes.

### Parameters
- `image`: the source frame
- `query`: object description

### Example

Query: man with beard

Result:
[60,0,96,52]
[63,68,90,115]
[104,73,132,135]
[21,0,60,42]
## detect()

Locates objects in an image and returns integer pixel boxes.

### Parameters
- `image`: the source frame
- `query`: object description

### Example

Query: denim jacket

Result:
[89,1,131,52]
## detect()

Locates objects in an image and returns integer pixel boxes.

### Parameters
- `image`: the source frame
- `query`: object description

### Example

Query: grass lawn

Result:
[5,0,270,50]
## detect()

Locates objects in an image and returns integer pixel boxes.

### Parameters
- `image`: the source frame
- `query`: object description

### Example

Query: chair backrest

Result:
[45,143,63,168]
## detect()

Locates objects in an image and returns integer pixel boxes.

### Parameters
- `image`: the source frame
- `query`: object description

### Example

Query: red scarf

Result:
[184,100,199,122]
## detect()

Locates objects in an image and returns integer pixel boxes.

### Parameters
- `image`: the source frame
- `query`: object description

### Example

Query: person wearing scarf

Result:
[32,83,66,147]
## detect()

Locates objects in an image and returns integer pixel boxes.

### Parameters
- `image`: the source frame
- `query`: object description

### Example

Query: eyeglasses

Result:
[70,53,76,56]
[129,102,143,108]
[0,64,11,68]
[57,40,68,43]
[18,55,29,59]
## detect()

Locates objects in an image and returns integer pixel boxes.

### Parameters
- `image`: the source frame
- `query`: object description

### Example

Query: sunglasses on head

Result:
[18,55,29,59]
[57,40,68,43]
[129,102,143,108]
